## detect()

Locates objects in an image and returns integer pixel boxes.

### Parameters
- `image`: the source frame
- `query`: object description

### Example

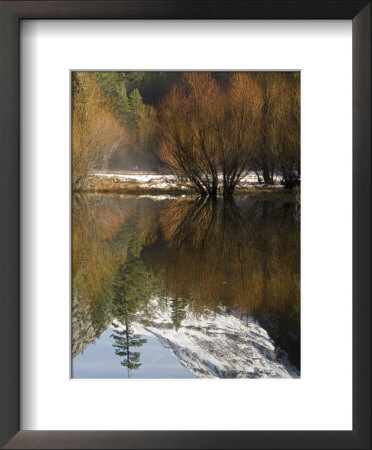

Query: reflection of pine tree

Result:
[111,323,147,378]
[170,298,187,331]
[110,253,155,376]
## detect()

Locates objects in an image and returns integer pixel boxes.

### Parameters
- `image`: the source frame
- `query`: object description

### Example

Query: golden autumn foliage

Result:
[71,71,300,193]
[220,73,264,196]
[253,72,301,183]
[158,71,300,195]
[72,73,129,191]
[159,72,222,196]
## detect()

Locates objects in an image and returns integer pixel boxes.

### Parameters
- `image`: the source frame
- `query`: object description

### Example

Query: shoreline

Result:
[76,173,298,199]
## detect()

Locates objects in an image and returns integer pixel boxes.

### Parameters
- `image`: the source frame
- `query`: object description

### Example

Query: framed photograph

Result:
[0,1,370,449]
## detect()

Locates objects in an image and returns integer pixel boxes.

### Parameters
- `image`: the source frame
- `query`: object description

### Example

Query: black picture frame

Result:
[0,1,370,449]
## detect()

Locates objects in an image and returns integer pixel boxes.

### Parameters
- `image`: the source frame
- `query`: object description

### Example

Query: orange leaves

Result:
[158,73,223,195]
[255,72,301,179]
[221,73,264,179]
[228,73,264,118]
[158,72,271,196]
[72,72,129,191]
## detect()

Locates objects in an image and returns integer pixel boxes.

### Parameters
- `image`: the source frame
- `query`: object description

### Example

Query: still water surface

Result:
[72,194,300,378]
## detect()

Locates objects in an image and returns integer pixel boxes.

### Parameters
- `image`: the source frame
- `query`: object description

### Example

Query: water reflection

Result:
[111,326,147,377]
[72,194,300,378]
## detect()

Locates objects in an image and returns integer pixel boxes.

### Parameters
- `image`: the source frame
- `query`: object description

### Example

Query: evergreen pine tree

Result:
[111,325,147,378]
[95,72,123,100]
[116,82,130,126]
[94,72,131,127]
[127,88,145,132]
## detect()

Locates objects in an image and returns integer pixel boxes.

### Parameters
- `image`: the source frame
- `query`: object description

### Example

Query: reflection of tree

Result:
[149,198,260,316]
[72,194,130,309]
[72,195,160,355]
[71,194,131,350]
[110,253,159,375]
[111,325,147,378]
[170,298,188,331]
[143,197,300,332]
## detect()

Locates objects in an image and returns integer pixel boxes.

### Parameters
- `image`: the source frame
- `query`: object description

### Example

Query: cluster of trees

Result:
[72,73,129,191]
[158,72,300,197]
[72,72,158,191]
[72,71,300,195]
[94,72,158,169]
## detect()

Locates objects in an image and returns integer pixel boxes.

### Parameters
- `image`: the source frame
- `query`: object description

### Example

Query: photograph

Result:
[71,71,301,379]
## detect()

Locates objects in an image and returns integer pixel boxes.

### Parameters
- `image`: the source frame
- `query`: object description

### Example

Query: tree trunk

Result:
[223,182,235,198]
[262,161,273,184]
[210,185,218,197]
[254,170,262,184]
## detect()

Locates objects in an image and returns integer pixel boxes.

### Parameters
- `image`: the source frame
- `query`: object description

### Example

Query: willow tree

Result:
[72,72,129,191]
[220,73,264,197]
[269,73,300,181]
[159,72,264,197]
[252,72,300,184]
[158,72,222,196]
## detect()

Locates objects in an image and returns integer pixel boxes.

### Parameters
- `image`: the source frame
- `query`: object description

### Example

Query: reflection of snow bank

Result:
[236,184,285,189]
[139,195,177,201]
[140,182,178,189]
[113,300,299,379]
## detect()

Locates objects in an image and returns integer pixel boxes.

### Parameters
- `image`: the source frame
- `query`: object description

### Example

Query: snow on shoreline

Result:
[93,172,285,191]
[112,300,299,379]
[94,173,178,186]
[95,173,178,182]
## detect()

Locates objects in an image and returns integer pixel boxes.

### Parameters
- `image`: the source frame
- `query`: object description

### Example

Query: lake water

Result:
[72,194,300,378]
